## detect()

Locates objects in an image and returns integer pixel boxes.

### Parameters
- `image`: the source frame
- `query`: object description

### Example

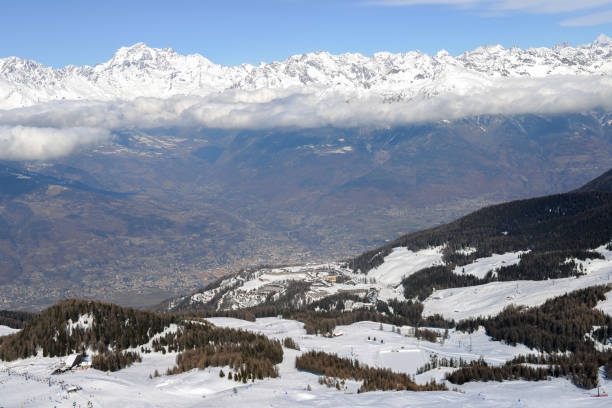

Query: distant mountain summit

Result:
[1,36,611,110]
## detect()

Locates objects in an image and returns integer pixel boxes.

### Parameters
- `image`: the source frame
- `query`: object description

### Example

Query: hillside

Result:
[164,167,612,317]
[1,288,611,406]
[0,299,284,378]
[574,168,612,193]
[351,178,612,274]
[2,112,611,311]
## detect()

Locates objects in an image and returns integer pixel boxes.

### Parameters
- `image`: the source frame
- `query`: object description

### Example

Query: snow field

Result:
[207,317,532,383]
[1,317,611,407]
[452,251,528,279]
[424,244,612,321]
[366,246,444,287]
[0,325,18,337]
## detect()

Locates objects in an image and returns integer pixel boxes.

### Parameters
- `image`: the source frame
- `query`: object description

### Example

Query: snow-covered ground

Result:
[367,246,444,286]
[0,325,19,337]
[597,292,612,316]
[175,242,612,321]
[1,318,610,407]
[207,317,532,380]
[452,251,528,279]
[2,244,612,407]
[424,244,612,320]
[176,246,446,312]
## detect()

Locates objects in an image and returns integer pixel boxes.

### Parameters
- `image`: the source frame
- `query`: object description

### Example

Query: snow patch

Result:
[0,325,19,337]
[367,246,445,287]
[452,251,528,279]
[425,244,612,321]
[66,313,94,335]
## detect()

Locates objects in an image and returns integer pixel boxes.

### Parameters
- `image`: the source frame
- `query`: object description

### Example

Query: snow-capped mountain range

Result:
[1,35,611,110]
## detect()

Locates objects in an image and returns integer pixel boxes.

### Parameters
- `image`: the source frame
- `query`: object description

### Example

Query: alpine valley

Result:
[1,37,612,310]
[2,36,612,406]
[0,164,611,407]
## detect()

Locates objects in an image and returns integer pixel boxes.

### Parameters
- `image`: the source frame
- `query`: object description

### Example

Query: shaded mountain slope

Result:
[350,174,612,275]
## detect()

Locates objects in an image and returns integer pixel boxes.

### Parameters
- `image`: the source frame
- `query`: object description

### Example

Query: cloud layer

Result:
[367,0,612,14]
[0,126,112,161]
[365,0,612,25]
[1,75,611,128]
[0,74,611,160]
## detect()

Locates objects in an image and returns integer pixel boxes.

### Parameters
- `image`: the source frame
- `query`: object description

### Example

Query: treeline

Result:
[182,297,454,337]
[495,249,603,281]
[402,249,607,301]
[0,299,174,361]
[0,310,36,329]
[287,308,452,336]
[153,321,282,380]
[456,285,612,353]
[92,350,142,372]
[416,354,471,375]
[296,351,446,393]
[448,286,612,389]
[349,190,612,274]
[446,351,612,390]
[414,328,443,343]
[402,266,487,301]
[307,293,366,312]
[283,337,299,350]
[0,299,287,379]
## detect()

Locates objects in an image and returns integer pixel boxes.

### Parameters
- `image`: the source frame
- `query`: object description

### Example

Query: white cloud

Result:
[0,75,611,132]
[560,10,612,26]
[365,0,612,14]
[0,126,112,161]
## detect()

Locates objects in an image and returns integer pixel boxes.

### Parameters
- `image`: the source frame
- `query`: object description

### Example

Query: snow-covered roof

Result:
[65,353,81,368]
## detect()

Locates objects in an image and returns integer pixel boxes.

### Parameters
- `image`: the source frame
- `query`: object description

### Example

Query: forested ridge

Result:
[350,190,612,277]
[0,299,284,379]
[0,310,36,329]
[0,299,173,361]
[156,320,283,380]
[173,291,454,337]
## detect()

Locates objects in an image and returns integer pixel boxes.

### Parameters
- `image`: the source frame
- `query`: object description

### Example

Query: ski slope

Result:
[367,246,444,287]
[1,318,610,407]
[452,251,528,279]
[424,245,612,320]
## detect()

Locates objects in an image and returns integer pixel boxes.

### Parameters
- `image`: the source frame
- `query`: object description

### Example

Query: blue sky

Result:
[1,0,611,67]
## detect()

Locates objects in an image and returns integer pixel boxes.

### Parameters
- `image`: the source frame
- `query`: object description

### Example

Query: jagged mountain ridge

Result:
[1,35,611,109]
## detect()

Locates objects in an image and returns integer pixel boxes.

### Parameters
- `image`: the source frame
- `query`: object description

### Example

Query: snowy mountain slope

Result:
[0,317,610,407]
[451,251,528,279]
[424,244,612,321]
[164,166,612,317]
[207,318,532,377]
[166,241,612,320]
[164,247,446,312]
[1,35,611,110]
[367,246,444,287]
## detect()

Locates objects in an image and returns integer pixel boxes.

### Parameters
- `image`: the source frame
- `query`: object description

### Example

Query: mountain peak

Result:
[593,33,612,47]
[108,42,176,64]
[0,35,611,110]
